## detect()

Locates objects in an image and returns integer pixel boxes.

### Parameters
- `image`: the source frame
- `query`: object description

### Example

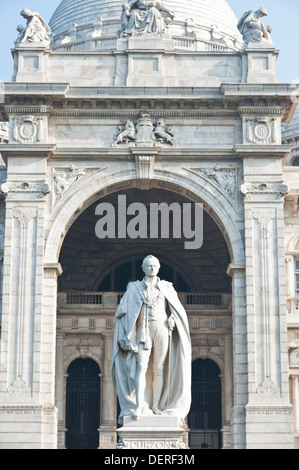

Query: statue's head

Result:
[256,7,268,17]
[142,255,160,277]
[21,9,34,20]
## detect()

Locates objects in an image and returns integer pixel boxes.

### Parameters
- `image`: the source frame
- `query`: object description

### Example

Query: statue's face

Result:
[142,257,160,277]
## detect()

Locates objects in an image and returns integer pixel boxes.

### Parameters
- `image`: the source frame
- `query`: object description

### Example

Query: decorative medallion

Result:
[12,115,44,144]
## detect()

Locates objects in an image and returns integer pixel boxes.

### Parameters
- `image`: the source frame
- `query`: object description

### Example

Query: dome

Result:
[49,0,242,51]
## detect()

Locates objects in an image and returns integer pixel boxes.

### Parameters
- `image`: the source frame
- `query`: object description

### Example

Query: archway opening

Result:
[189,358,222,450]
[57,186,232,448]
[65,358,101,449]
[58,187,231,293]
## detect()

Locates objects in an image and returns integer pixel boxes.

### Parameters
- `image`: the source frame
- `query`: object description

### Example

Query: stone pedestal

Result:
[241,46,279,84]
[117,416,187,450]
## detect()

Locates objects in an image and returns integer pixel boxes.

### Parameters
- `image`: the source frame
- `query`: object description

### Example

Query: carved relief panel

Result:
[243,115,281,145]
[11,115,47,144]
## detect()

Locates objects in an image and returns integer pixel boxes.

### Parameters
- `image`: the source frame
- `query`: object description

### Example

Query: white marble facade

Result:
[0,0,298,449]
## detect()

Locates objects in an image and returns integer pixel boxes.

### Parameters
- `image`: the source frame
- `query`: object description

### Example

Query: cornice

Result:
[234,144,292,159]
[0,144,56,161]
[48,146,239,162]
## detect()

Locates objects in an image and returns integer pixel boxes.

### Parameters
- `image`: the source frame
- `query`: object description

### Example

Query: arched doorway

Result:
[189,359,222,450]
[52,182,237,448]
[65,358,101,449]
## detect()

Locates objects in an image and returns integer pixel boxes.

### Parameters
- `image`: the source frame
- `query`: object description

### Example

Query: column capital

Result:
[226,263,245,278]
[240,181,288,202]
[44,263,63,278]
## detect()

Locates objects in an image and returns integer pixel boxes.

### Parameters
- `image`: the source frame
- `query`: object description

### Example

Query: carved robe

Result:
[112,279,192,424]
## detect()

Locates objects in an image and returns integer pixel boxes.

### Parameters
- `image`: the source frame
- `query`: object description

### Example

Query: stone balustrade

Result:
[57,291,231,312]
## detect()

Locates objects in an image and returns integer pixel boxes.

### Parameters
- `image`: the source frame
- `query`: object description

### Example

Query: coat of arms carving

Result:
[113,112,174,147]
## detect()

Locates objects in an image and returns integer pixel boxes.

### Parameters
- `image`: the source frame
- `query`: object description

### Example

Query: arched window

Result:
[65,358,101,449]
[188,359,222,449]
[292,157,299,166]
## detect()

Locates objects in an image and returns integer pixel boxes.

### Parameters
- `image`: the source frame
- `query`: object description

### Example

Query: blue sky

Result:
[0,0,298,83]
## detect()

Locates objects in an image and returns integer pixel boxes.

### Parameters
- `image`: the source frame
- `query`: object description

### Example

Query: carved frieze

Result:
[186,166,237,200]
[199,167,236,199]
[53,166,94,203]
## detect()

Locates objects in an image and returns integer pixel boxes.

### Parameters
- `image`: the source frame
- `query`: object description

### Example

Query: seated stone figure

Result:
[121,0,174,36]
[16,9,51,46]
[237,7,273,48]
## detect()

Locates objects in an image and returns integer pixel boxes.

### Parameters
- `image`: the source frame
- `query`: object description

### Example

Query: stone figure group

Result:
[113,113,174,147]
[238,7,273,48]
[112,256,191,423]
[15,9,51,47]
[121,0,174,36]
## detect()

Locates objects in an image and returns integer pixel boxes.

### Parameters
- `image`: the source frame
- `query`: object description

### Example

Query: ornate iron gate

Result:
[66,358,101,449]
[189,359,222,449]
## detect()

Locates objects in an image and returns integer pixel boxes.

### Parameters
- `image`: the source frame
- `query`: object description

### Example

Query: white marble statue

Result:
[16,9,51,46]
[112,255,191,423]
[121,0,174,36]
[237,7,273,48]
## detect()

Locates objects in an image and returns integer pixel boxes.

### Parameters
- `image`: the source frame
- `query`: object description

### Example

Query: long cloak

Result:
[111,279,191,424]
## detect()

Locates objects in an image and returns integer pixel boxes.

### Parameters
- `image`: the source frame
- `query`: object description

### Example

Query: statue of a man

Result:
[112,255,191,422]
[17,9,51,46]
[237,7,273,48]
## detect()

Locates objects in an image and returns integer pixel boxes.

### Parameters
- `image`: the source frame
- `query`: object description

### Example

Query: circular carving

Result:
[19,121,36,140]
[254,122,270,141]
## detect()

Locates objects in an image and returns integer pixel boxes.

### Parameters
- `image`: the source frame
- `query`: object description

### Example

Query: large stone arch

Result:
[45,168,245,267]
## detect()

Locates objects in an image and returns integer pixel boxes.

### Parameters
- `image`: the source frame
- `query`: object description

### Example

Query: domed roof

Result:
[49,0,242,49]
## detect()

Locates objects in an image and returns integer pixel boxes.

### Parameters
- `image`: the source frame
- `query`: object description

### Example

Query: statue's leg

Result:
[151,322,169,415]
[134,347,151,418]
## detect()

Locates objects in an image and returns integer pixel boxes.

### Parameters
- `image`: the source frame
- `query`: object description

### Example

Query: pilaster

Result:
[0,147,58,448]
[227,263,247,449]
[240,148,294,448]
[99,333,117,449]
